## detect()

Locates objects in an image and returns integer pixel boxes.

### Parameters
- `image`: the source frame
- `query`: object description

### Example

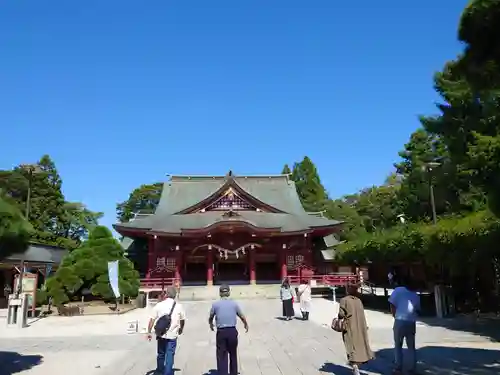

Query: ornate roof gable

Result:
[199,187,258,212]
[176,174,285,214]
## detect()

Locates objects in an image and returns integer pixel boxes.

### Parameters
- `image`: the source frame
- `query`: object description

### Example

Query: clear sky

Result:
[0,0,468,230]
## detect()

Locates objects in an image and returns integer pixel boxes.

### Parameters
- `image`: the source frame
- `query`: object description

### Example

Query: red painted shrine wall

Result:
[145,233,316,283]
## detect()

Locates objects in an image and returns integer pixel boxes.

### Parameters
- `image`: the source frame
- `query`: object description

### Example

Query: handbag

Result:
[331,317,347,333]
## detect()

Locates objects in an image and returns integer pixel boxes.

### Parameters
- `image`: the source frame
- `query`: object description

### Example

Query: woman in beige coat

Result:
[335,283,374,375]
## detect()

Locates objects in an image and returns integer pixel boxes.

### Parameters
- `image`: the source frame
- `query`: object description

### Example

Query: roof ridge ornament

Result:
[222,210,240,218]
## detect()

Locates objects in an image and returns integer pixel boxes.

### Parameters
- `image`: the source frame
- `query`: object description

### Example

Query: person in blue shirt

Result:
[388,276,421,375]
[209,284,249,375]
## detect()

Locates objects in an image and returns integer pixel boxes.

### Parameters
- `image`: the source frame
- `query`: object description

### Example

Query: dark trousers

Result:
[216,327,238,375]
[282,298,294,318]
[157,337,177,375]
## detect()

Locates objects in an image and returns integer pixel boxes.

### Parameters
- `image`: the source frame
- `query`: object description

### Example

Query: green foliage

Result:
[36,288,49,306]
[0,194,33,260]
[290,156,329,212]
[421,0,500,216]
[30,231,79,250]
[46,226,140,305]
[324,198,366,241]
[0,155,101,247]
[116,182,163,223]
[337,211,500,276]
[281,164,292,175]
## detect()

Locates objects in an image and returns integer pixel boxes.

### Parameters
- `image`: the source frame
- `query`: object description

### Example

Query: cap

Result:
[219,284,230,293]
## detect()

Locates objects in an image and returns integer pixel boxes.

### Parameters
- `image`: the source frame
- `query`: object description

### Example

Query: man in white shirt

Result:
[389,277,420,375]
[147,287,186,375]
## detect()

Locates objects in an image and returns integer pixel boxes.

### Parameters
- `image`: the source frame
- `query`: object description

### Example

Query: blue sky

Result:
[0,0,468,230]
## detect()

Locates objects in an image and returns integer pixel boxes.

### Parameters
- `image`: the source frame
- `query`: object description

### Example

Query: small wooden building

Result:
[0,243,68,307]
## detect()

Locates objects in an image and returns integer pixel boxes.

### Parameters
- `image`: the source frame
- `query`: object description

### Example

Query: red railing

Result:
[288,273,358,286]
[140,278,180,289]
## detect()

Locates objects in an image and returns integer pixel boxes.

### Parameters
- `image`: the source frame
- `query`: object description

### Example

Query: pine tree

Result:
[0,193,32,260]
[290,156,329,212]
[281,164,292,175]
[46,226,140,304]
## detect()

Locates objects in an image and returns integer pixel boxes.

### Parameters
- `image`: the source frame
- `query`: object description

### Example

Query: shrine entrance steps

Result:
[178,284,282,301]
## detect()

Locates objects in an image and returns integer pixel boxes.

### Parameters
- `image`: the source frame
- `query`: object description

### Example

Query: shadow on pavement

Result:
[376,346,500,375]
[144,368,181,375]
[363,292,500,342]
[320,359,388,374]
[0,351,43,375]
[201,370,217,375]
[319,363,356,374]
[418,315,500,342]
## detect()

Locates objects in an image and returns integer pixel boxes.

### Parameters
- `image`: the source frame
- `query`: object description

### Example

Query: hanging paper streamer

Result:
[107,261,121,299]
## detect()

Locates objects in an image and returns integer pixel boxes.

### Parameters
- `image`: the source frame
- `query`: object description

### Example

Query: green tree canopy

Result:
[45,226,140,305]
[337,210,500,275]
[290,156,329,212]
[420,0,500,216]
[0,155,101,247]
[0,193,33,261]
[281,164,292,175]
[116,182,163,223]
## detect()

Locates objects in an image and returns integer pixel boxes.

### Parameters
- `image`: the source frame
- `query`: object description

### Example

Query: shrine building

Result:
[114,172,343,286]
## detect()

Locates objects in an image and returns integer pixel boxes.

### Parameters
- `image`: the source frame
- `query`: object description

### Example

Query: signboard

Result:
[14,273,38,316]
[127,320,138,334]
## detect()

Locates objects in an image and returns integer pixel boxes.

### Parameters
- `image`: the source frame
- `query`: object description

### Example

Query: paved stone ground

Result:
[1,299,499,375]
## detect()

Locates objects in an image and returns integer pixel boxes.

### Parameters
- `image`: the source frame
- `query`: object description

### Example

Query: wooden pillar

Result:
[147,235,156,279]
[249,246,256,285]
[175,249,182,281]
[207,247,214,286]
[280,245,287,280]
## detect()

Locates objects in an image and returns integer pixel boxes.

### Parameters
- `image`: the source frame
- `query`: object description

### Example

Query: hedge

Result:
[336,210,500,273]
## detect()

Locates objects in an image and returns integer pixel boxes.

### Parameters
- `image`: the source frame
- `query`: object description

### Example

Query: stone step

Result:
[178,284,281,301]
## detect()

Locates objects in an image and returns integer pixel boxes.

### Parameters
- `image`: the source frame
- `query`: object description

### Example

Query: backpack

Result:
[154,301,176,337]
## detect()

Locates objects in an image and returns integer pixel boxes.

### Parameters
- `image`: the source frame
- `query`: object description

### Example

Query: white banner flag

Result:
[107,261,120,299]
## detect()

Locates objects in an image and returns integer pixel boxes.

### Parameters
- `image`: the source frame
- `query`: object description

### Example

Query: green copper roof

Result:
[117,211,339,233]
[316,234,344,261]
[6,244,68,264]
[115,173,342,234]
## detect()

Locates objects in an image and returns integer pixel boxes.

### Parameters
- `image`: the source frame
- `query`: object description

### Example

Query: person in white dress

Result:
[297,279,312,320]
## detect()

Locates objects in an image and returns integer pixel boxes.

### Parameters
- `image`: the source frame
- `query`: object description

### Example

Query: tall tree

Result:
[281,164,292,175]
[116,183,163,223]
[0,155,100,247]
[325,198,366,241]
[394,127,486,222]
[0,155,66,234]
[423,1,500,216]
[59,202,103,241]
[354,183,401,232]
[290,157,329,212]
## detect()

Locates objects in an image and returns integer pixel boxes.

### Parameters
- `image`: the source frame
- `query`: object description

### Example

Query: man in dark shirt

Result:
[209,284,248,375]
